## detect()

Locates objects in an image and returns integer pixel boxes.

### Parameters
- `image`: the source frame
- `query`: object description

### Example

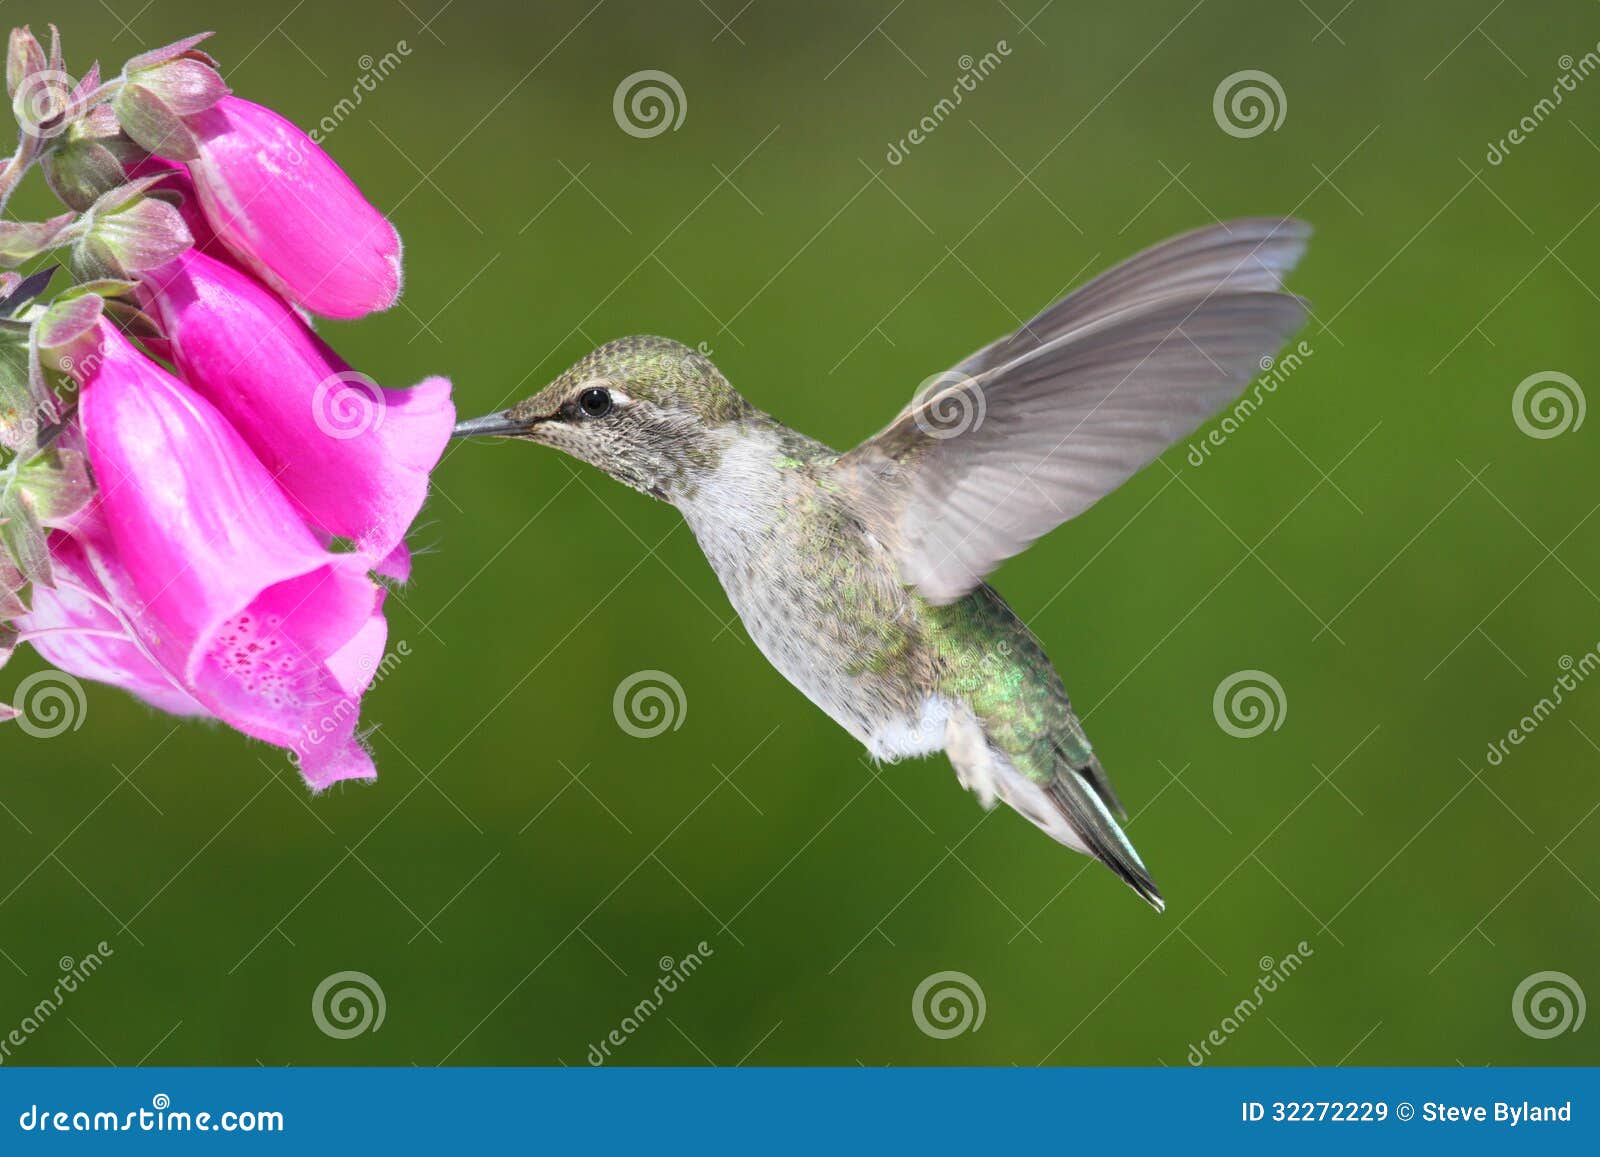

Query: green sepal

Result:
[33,293,104,353]
[0,266,57,319]
[58,278,138,302]
[0,526,24,617]
[17,445,93,524]
[0,483,52,590]
[73,184,192,279]
[0,333,45,450]
[129,57,226,116]
[42,107,151,213]
[0,625,20,718]
[122,32,216,75]
[101,298,164,343]
[0,213,76,268]
[5,27,45,102]
[113,83,198,160]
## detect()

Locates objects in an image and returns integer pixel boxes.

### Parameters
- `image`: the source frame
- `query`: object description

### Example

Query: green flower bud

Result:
[42,106,150,212]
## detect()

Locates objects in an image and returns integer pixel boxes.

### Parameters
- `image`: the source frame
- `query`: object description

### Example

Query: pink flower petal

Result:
[72,321,388,787]
[17,534,208,718]
[142,249,453,573]
[186,96,402,319]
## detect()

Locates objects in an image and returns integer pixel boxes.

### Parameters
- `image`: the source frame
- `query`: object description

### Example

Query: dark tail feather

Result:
[1045,775,1164,912]
[1076,753,1127,820]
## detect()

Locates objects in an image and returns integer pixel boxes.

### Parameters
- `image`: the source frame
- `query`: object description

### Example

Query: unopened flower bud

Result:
[73,180,193,279]
[42,106,149,211]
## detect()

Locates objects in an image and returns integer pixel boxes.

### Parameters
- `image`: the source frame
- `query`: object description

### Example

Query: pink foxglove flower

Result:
[142,247,453,582]
[71,320,389,788]
[185,96,402,319]
[16,534,206,718]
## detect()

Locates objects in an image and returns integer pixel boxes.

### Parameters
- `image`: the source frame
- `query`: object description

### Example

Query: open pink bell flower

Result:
[184,96,402,319]
[16,533,207,719]
[67,320,391,788]
[141,246,453,582]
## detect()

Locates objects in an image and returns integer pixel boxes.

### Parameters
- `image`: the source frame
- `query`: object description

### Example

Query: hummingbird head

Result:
[452,336,755,500]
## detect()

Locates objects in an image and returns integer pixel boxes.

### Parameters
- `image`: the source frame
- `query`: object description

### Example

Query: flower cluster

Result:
[0,26,453,788]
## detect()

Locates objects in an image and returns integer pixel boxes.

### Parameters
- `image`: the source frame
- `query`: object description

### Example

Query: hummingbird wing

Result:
[835,218,1310,605]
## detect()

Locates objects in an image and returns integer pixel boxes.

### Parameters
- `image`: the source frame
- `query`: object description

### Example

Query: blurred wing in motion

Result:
[835,218,1311,604]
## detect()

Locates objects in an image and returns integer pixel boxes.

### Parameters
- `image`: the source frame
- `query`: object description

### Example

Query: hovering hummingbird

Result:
[453,219,1310,910]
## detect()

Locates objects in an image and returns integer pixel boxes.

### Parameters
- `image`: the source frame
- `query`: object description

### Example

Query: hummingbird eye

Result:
[577,387,614,418]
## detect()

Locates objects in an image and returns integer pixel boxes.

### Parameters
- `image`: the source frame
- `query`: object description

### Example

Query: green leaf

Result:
[0,484,52,589]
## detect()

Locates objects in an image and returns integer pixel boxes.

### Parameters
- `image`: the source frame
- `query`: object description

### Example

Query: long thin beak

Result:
[452,411,528,439]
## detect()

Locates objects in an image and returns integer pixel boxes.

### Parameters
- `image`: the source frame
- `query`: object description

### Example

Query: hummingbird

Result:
[453,219,1310,910]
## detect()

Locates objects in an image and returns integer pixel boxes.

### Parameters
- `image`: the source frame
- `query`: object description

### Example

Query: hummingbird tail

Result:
[1043,770,1164,913]
[946,706,1163,911]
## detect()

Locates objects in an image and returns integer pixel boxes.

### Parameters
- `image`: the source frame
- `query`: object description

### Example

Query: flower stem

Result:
[0,133,42,218]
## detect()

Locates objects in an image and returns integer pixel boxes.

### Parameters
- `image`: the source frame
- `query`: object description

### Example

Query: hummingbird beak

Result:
[451,411,531,439]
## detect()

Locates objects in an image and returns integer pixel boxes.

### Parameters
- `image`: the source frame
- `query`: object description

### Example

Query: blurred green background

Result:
[2,0,1598,1067]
